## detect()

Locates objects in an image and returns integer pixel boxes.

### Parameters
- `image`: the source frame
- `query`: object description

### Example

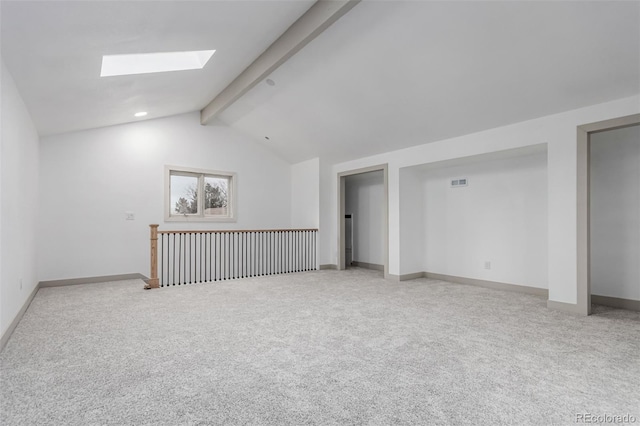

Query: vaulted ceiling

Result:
[2,1,639,164]
[0,1,315,135]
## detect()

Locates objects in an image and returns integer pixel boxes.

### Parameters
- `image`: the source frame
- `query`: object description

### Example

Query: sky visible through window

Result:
[171,175,197,213]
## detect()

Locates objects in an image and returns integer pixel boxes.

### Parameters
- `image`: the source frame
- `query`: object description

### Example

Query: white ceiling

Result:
[0,0,314,135]
[219,0,640,163]
[1,1,639,165]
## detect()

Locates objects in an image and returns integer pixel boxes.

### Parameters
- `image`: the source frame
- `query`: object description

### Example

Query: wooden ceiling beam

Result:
[200,0,360,125]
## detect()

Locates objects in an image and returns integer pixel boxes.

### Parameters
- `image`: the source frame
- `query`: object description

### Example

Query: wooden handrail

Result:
[157,228,318,234]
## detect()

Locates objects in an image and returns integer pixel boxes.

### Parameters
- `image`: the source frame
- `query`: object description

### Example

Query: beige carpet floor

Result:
[1,268,639,425]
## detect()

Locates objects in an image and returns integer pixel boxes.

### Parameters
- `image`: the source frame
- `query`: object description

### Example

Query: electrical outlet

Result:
[125,211,135,220]
[484,261,491,270]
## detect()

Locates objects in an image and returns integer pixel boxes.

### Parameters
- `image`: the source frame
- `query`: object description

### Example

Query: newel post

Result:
[147,224,160,289]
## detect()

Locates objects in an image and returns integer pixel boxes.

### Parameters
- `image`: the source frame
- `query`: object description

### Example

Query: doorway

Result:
[589,124,640,311]
[338,164,389,278]
[345,214,353,267]
[577,113,640,315]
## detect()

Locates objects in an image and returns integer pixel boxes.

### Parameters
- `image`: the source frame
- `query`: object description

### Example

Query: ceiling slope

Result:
[0,0,315,136]
[218,0,640,164]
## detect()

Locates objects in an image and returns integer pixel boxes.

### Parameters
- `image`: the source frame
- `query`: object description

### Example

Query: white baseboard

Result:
[592,294,640,312]
[547,300,587,316]
[351,261,384,271]
[319,264,337,270]
[1,273,148,353]
[40,273,148,287]
[399,272,425,281]
[423,272,549,297]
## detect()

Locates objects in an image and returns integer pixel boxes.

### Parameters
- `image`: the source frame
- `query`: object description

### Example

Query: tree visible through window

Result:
[203,176,228,215]
[166,166,235,222]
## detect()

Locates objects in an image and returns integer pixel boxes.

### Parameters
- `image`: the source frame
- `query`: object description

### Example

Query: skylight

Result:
[100,50,215,77]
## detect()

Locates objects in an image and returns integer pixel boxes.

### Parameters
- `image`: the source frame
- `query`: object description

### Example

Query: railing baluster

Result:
[269,232,272,275]
[289,231,292,273]
[304,231,311,271]
[176,233,179,283]
[176,233,180,285]
[305,230,308,271]
[299,230,302,272]
[211,232,214,281]
[186,233,189,284]
[192,233,195,283]
[222,232,225,280]
[214,232,218,281]
[151,228,319,287]
[172,234,175,285]
[158,233,162,287]
[245,232,248,278]
[268,231,270,275]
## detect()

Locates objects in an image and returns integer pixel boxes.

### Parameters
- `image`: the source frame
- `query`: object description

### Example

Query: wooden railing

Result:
[147,225,318,288]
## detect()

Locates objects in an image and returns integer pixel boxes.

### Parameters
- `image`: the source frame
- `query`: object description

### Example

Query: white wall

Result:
[318,158,336,267]
[345,171,384,266]
[39,112,292,281]
[417,150,548,288]
[323,95,639,306]
[398,167,424,275]
[1,60,40,337]
[291,157,319,228]
[590,125,640,301]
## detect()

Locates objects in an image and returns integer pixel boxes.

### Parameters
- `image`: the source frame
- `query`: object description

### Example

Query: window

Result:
[165,165,236,222]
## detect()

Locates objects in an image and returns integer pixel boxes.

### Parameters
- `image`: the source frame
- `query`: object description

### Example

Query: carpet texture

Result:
[1,268,639,425]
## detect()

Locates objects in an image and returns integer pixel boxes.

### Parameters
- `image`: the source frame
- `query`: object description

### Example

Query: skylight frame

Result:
[100,50,216,77]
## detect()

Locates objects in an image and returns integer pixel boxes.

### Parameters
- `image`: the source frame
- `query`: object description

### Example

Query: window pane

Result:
[204,176,229,216]
[171,174,198,214]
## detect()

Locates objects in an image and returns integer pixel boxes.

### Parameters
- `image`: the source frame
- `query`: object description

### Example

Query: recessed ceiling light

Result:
[101,50,216,77]
[134,112,147,117]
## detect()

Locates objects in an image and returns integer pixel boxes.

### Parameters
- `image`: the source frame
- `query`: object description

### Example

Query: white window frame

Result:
[165,165,237,222]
